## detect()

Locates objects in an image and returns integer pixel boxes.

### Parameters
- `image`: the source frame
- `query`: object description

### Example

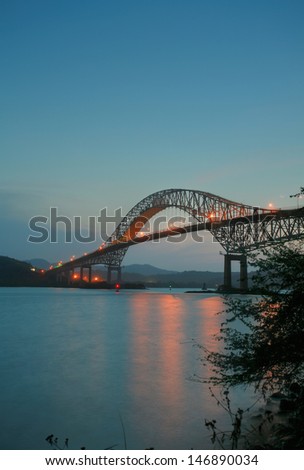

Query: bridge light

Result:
[115,283,121,291]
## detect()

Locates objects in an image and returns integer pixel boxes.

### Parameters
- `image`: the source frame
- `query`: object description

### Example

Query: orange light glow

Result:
[121,206,162,242]
[73,274,80,280]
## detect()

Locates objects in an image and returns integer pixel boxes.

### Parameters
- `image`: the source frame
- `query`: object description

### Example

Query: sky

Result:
[1,0,303,271]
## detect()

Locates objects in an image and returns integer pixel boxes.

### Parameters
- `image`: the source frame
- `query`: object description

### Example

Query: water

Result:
[0,287,255,450]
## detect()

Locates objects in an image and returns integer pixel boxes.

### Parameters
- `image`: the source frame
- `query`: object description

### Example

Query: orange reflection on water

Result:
[156,294,185,405]
[192,295,229,384]
[129,292,187,433]
[129,293,152,373]
[128,292,231,447]
[195,296,224,348]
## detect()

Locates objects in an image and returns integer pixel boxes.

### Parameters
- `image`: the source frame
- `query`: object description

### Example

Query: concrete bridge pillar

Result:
[57,271,69,286]
[240,256,248,291]
[224,255,232,290]
[223,254,248,291]
[80,266,92,283]
[107,266,122,284]
[56,272,63,285]
[68,268,74,285]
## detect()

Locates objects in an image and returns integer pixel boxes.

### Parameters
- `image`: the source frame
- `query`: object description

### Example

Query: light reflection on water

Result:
[0,288,255,450]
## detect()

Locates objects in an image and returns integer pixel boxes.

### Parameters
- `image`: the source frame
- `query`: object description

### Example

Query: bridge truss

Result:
[212,208,304,253]
[50,189,304,288]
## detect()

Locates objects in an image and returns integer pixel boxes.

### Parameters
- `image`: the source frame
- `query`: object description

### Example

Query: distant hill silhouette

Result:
[116,269,237,288]
[1,257,252,289]
[0,256,42,286]
[96,264,249,288]
[122,264,178,276]
[25,258,51,269]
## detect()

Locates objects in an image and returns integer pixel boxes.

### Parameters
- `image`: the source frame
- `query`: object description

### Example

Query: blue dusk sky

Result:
[1,0,303,270]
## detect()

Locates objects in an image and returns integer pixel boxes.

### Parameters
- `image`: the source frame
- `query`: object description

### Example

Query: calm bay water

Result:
[0,287,255,450]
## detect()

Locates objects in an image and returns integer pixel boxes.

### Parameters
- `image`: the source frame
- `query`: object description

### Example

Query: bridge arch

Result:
[109,188,257,244]
[51,188,304,291]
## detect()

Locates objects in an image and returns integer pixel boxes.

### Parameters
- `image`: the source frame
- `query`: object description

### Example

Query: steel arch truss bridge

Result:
[51,188,304,289]
[212,207,304,253]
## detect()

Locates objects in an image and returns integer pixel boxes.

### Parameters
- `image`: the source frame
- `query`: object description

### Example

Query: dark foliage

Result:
[204,243,304,394]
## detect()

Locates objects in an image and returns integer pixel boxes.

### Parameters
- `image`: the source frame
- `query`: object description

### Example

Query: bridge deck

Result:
[49,207,304,272]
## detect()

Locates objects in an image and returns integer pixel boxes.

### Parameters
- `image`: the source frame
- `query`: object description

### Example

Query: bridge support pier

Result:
[107,266,122,284]
[56,272,63,285]
[80,266,92,282]
[224,254,248,291]
[56,271,69,286]
[68,268,74,285]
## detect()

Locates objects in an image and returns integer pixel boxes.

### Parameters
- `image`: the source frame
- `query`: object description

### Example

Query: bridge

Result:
[49,188,304,290]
